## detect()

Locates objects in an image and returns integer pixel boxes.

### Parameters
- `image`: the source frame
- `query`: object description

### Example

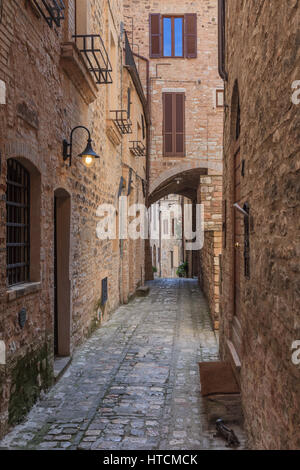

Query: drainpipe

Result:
[218,0,228,81]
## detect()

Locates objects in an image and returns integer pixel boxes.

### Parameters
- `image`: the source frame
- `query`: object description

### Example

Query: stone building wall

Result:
[197,175,222,328]
[198,230,222,329]
[124,0,223,188]
[124,0,224,324]
[220,0,300,449]
[0,0,147,437]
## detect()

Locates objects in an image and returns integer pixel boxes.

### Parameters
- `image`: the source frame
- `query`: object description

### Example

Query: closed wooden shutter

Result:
[118,176,125,198]
[163,93,173,155]
[163,92,185,156]
[175,93,185,155]
[170,251,174,269]
[127,88,131,118]
[150,14,162,58]
[184,14,197,58]
[127,168,133,195]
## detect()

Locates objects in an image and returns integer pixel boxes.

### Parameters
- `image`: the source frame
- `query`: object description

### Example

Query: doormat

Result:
[199,361,240,397]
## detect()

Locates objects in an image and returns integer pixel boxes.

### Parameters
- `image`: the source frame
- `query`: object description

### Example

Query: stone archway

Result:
[148,161,222,206]
[146,161,223,330]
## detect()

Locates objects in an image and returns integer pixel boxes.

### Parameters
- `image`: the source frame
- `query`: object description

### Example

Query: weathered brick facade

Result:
[219,0,300,449]
[0,0,147,437]
[124,0,224,321]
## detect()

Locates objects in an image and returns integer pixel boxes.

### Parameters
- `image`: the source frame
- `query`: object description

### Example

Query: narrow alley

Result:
[0,280,245,450]
[0,0,299,453]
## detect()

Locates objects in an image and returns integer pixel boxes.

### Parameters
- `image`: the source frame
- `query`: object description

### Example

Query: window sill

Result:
[163,154,186,158]
[6,282,42,302]
[60,42,98,105]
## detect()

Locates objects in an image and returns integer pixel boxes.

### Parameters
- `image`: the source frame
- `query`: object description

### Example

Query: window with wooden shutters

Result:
[163,92,185,157]
[149,14,162,58]
[127,87,131,118]
[184,14,197,58]
[150,14,197,58]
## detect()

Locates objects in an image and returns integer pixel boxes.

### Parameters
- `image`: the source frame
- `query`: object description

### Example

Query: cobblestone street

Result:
[0,279,245,450]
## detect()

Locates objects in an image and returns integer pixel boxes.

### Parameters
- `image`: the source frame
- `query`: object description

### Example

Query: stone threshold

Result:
[54,356,72,383]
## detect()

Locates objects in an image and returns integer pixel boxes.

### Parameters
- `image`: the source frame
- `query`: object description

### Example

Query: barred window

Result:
[6,159,30,286]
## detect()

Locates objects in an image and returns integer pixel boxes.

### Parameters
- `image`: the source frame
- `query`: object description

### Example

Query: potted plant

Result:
[176,262,188,278]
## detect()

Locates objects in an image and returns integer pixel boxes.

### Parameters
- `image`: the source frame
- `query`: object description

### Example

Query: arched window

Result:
[6,159,30,286]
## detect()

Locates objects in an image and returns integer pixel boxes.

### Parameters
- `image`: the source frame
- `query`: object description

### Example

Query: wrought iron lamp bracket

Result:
[63,126,91,167]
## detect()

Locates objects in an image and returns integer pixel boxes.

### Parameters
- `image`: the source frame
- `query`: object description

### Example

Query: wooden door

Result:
[232,148,243,359]
[54,190,71,357]
[54,196,58,356]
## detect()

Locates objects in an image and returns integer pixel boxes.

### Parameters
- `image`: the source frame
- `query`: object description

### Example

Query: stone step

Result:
[135,286,150,297]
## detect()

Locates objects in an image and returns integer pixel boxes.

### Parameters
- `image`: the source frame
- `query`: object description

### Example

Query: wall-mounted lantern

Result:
[63,126,100,168]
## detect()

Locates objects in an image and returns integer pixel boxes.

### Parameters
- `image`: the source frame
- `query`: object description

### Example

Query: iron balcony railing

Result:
[73,34,113,85]
[129,141,146,157]
[32,0,65,28]
[110,110,132,135]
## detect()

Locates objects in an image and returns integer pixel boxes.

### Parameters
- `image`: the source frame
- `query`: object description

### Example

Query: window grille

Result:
[6,159,30,286]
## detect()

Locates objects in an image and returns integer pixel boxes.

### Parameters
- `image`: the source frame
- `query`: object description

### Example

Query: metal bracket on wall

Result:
[155,63,171,79]
[243,202,250,279]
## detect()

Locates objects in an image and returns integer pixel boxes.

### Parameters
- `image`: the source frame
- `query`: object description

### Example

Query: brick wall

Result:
[124,0,223,189]
[0,0,147,437]
[124,0,224,323]
[220,0,300,449]
[199,230,221,329]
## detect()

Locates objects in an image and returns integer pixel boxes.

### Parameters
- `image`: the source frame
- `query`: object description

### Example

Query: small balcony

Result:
[110,110,132,135]
[73,34,113,85]
[129,141,146,157]
[60,33,113,104]
[31,0,65,28]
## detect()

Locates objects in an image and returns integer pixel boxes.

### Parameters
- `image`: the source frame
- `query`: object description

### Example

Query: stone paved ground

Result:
[0,279,246,450]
